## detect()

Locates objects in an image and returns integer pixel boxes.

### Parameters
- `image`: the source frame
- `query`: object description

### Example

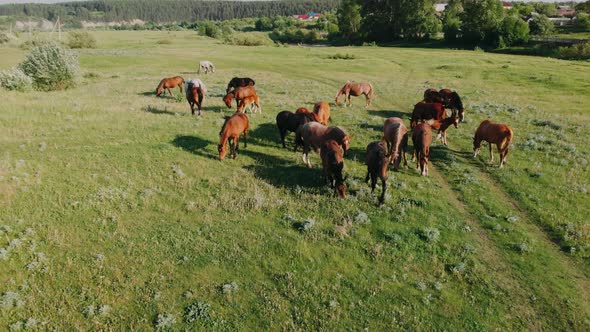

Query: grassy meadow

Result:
[1,30,590,330]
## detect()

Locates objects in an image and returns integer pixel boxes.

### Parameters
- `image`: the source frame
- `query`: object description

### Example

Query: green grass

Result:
[1,30,589,330]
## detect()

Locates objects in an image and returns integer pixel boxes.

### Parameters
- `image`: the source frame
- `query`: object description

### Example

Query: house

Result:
[294,12,322,21]
[502,2,512,10]
[434,3,447,14]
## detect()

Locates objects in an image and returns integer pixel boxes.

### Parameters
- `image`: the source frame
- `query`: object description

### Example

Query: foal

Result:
[412,123,432,176]
[383,117,408,171]
[365,141,390,204]
[156,76,184,97]
[321,140,347,199]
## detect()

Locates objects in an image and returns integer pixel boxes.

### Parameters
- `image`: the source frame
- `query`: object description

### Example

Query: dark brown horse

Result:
[365,141,389,204]
[186,79,206,116]
[423,88,444,103]
[275,110,315,148]
[412,123,432,176]
[410,102,445,128]
[335,82,374,107]
[156,76,184,97]
[473,120,513,167]
[296,122,350,168]
[321,140,347,199]
[218,113,249,160]
[439,89,465,122]
[383,117,408,171]
[226,77,255,94]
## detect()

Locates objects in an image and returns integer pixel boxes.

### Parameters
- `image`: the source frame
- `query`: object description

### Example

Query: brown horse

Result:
[427,116,459,146]
[473,120,513,167]
[383,117,408,171]
[226,77,255,94]
[296,122,350,168]
[321,140,347,199]
[412,123,432,176]
[423,88,444,103]
[296,107,311,114]
[237,94,261,113]
[365,141,389,204]
[439,89,465,122]
[186,79,206,116]
[218,112,249,160]
[156,76,184,97]
[223,86,257,109]
[335,82,374,107]
[313,101,331,125]
[410,102,445,128]
[276,110,315,148]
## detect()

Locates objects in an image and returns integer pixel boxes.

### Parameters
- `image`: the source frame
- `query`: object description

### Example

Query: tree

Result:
[460,0,504,46]
[533,3,557,17]
[575,13,590,30]
[509,2,534,18]
[337,0,362,41]
[443,0,463,42]
[576,1,590,14]
[529,14,555,36]
[499,15,529,47]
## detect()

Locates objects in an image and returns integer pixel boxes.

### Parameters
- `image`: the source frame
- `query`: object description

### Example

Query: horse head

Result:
[218,144,227,160]
[223,92,234,108]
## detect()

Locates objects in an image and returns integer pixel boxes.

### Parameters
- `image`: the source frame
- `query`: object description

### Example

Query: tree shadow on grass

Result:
[171,135,215,159]
[368,109,408,119]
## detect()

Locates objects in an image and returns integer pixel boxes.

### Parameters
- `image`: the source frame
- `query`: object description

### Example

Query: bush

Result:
[19,37,49,50]
[19,41,79,91]
[67,31,97,49]
[223,32,274,46]
[575,13,590,30]
[156,39,172,44]
[555,42,590,60]
[0,32,10,44]
[0,67,32,92]
[499,15,529,47]
[529,15,555,36]
[327,53,356,60]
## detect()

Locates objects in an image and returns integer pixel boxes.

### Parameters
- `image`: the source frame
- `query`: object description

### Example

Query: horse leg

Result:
[189,101,195,115]
[243,128,248,148]
[167,88,173,97]
[489,143,495,162]
[379,177,387,204]
[370,174,377,193]
[280,128,287,148]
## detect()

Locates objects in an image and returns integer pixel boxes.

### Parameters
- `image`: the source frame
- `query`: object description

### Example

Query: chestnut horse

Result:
[427,116,459,145]
[226,77,255,94]
[412,123,432,176]
[313,101,331,125]
[473,120,513,168]
[296,107,311,114]
[156,76,184,97]
[223,86,257,109]
[365,141,389,204]
[383,117,408,171]
[218,112,249,160]
[238,94,261,114]
[296,122,350,168]
[198,61,215,75]
[410,102,445,128]
[321,140,347,199]
[186,79,206,116]
[335,82,374,107]
[276,110,315,148]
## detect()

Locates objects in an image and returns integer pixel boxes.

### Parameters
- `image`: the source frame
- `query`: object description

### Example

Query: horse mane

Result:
[219,115,232,136]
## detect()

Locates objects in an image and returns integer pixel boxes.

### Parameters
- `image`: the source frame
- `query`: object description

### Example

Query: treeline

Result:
[0,0,340,23]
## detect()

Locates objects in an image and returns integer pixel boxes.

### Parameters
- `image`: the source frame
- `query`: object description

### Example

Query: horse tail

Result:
[502,127,513,151]
[368,83,374,99]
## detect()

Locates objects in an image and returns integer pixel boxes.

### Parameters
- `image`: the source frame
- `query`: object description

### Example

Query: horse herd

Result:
[154,74,513,204]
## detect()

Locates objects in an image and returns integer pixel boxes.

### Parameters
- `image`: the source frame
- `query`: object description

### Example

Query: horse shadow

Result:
[241,149,323,189]
[171,135,215,159]
[249,122,282,149]
[143,105,182,116]
[139,91,157,97]
[368,110,408,119]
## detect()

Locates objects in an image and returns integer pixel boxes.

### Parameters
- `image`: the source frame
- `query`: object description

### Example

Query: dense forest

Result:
[0,0,340,22]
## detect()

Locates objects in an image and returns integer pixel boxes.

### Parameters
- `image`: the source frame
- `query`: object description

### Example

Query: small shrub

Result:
[155,313,176,330]
[67,31,97,49]
[184,301,211,323]
[19,41,79,91]
[555,42,590,60]
[0,32,10,44]
[421,227,440,243]
[0,67,32,92]
[327,53,356,60]
[157,39,173,45]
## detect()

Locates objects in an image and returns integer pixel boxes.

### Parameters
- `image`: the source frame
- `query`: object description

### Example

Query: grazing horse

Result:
[321,140,347,199]
[412,123,432,176]
[473,120,513,168]
[237,94,261,113]
[185,79,206,116]
[427,116,459,145]
[218,113,249,160]
[423,88,444,103]
[198,61,215,75]
[156,76,184,97]
[410,102,445,128]
[296,107,311,114]
[223,86,257,109]
[383,117,408,171]
[439,89,465,122]
[313,101,331,125]
[276,110,315,148]
[365,141,390,204]
[335,82,374,107]
[296,122,350,168]
[226,77,255,94]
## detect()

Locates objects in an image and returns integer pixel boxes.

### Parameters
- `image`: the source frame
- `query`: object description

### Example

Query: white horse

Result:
[198,61,215,75]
